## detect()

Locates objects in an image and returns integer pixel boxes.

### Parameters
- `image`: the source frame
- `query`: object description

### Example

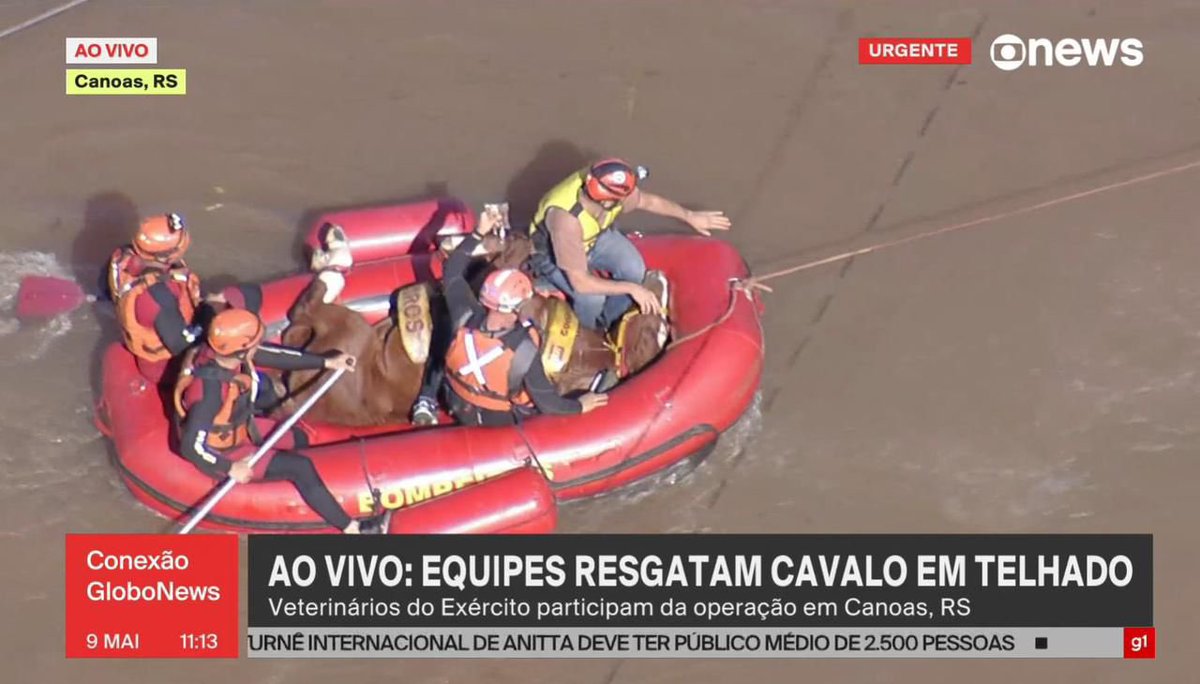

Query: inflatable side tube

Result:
[386,467,557,534]
[304,198,475,263]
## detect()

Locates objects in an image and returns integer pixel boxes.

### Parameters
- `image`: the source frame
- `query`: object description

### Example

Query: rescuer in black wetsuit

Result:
[173,307,384,533]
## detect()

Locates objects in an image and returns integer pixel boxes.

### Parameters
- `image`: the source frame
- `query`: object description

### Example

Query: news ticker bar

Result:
[246,627,1156,659]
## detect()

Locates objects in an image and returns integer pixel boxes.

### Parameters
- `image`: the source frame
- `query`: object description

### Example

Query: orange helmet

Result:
[480,269,533,313]
[207,308,264,356]
[134,213,190,260]
[584,159,648,203]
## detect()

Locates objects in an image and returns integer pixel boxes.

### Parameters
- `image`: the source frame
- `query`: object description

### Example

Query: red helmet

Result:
[207,308,264,356]
[584,159,647,203]
[480,269,533,313]
[134,213,190,260]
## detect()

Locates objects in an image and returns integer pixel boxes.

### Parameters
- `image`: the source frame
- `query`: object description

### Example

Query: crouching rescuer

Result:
[442,209,608,426]
[172,308,384,533]
[108,211,263,383]
[107,213,205,382]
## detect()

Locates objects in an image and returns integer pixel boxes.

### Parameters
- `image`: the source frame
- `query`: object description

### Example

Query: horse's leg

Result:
[554,269,669,392]
[278,284,326,414]
[323,329,383,426]
[293,224,351,321]
[273,324,311,416]
[287,270,329,325]
[299,315,385,426]
[376,324,424,423]
[545,326,617,394]
[277,301,378,425]
[280,272,343,394]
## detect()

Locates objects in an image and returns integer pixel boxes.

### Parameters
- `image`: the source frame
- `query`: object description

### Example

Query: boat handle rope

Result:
[356,437,385,515]
[512,412,553,485]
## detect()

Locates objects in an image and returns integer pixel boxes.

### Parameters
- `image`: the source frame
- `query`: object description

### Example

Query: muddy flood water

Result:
[2,1,1198,682]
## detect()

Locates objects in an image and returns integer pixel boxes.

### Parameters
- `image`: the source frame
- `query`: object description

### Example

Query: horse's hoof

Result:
[590,368,620,392]
[313,223,353,272]
[320,223,348,250]
[645,269,670,317]
[644,269,671,347]
[309,248,330,272]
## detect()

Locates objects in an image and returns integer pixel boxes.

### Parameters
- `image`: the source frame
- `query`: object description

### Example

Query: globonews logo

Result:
[989,34,1144,71]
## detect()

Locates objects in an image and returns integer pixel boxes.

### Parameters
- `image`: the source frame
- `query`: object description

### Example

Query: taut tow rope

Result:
[668,157,1200,349]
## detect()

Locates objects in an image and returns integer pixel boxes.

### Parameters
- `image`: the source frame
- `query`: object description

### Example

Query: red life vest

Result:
[445,322,542,413]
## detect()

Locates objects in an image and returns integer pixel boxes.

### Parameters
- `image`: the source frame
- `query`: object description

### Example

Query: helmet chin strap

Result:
[216,353,244,368]
[484,309,518,331]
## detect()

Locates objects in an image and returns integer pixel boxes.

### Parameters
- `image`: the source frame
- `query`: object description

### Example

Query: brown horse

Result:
[278,234,668,427]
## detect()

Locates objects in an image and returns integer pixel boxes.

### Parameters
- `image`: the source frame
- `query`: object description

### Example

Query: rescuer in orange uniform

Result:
[107,213,210,382]
[442,208,608,426]
[108,212,267,383]
[173,308,382,533]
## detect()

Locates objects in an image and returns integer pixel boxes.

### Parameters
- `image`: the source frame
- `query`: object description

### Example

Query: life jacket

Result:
[445,319,542,413]
[529,169,623,254]
[172,345,258,450]
[109,247,201,362]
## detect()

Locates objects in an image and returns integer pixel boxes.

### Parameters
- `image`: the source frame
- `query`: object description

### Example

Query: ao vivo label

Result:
[66,38,157,65]
[859,38,972,65]
[65,534,238,658]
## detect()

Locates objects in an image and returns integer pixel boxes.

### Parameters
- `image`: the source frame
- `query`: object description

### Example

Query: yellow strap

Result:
[610,308,640,375]
[539,298,579,383]
[393,284,433,364]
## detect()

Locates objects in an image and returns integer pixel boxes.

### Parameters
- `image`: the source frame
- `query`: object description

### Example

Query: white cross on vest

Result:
[457,333,506,387]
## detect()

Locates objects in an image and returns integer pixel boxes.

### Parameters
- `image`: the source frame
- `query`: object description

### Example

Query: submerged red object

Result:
[16,275,88,319]
[96,199,765,534]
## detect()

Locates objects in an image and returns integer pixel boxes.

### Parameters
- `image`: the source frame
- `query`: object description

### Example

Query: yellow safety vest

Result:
[529,169,623,253]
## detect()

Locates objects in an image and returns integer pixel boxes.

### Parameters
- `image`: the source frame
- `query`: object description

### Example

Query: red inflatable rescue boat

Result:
[95,199,765,534]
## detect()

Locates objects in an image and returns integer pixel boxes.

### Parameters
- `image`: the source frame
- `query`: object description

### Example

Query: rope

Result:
[666,279,769,350]
[667,157,1200,349]
[512,412,555,485]
[0,0,92,41]
[356,437,385,514]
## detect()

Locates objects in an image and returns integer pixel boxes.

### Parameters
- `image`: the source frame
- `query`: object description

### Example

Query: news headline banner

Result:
[248,535,1151,631]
